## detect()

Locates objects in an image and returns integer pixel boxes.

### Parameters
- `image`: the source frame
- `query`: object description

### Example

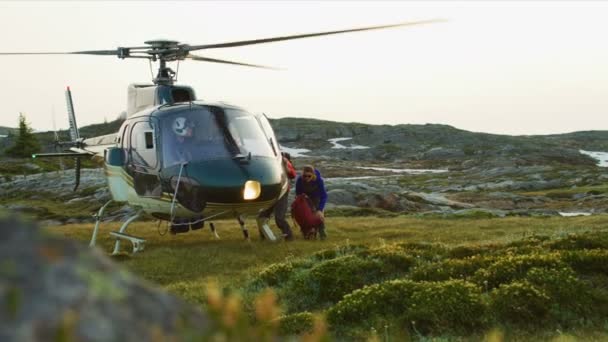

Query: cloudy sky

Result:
[1,1,606,135]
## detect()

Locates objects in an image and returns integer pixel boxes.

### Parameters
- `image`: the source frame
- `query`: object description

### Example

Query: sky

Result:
[0,1,607,135]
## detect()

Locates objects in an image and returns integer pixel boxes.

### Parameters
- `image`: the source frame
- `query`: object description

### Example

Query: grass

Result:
[48,215,608,340]
[52,215,608,285]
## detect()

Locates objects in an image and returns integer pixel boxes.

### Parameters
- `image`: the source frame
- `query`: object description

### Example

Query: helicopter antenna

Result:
[148,59,155,82]
[0,19,446,85]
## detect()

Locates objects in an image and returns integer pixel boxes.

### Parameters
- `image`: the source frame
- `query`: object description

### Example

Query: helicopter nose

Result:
[162,158,284,213]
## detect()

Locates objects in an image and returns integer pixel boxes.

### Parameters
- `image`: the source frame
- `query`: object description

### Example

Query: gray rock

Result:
[358,193,404,212]
[453,208,508,218]
[401,191,474,209]
[0,215,209,341]
[327,189,357,206]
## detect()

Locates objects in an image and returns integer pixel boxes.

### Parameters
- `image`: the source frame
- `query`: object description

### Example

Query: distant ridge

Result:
[0,126,15,136]
[5,116,605,167]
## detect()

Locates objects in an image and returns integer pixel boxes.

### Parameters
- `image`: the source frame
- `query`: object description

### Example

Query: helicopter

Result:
[1,19,443,255]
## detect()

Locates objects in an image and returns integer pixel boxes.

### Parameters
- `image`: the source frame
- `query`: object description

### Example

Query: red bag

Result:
[291,194,323,239]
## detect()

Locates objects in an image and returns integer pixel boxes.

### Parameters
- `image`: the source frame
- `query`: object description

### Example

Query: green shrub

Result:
[525,267,595,325]
[525,267,585,303]
[548,232,608,251]
[448,244,493,259]
[562,249,608,275]
[408,280,486,334]
[505,234,551,248]
[278,312,315,336]
[308,255,387,303]
[327,279,485,335]
[327,279,420,327]
[473,252,565,289]
[490,281,551,325]
[279,270,322,313]
[411,256,495,282]
[396,242,448,261]
[257,262,294,287]
[280,255,391,312]
[357,245,416,273]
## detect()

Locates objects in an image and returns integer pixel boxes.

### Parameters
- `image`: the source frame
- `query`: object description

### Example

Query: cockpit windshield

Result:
[161,106,275,167]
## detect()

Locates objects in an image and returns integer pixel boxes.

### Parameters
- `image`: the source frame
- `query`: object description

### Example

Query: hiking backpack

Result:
[290,194,323,239]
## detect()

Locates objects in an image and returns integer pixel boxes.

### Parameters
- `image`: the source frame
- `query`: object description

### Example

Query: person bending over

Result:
[257,152,297,240]
[295,165,328,240]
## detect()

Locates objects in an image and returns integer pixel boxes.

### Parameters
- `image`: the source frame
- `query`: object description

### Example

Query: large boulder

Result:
[327,189,357,206]
[0,215,209,341]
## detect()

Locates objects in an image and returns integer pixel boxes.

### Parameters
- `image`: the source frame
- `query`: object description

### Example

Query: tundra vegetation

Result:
[52,215,608,341]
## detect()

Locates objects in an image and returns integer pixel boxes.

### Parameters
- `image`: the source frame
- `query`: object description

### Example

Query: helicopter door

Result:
[128,120,162,197]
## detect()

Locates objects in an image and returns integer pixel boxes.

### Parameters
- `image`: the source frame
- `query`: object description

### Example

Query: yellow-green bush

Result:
[309,255,392,303]
[548,232,608,251]
[327,279,485,335]
[525,267,595,326]
[473,252,564,288]
[562,249,608,275]
[396,242,448,261]
[408,280,486,334]
[410,256,495,282]
[448,244,494,259]
[356,245,416,273]
[489,281,551,325]
[257,262,294,287]
[281,255,394,312]
[327,279,420,327]
[277,311,315,335]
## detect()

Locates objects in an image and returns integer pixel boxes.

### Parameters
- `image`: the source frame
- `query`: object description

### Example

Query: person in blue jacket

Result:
[295,165,328,240]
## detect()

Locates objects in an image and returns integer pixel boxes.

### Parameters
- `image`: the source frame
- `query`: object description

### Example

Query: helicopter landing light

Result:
[243,180,261,200]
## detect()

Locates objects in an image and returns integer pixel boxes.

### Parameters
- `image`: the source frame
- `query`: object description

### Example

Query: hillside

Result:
[5,116,605,168]
[0,126,15,136]
[270,118,608,167]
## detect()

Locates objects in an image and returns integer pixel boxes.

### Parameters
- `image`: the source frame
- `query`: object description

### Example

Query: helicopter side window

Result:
[130,121,158,168]
[145,131,154,149]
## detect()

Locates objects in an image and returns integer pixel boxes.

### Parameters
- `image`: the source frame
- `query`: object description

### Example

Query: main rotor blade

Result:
[188,19,445,51]
[187,54,281,70]
[0,50,120,56]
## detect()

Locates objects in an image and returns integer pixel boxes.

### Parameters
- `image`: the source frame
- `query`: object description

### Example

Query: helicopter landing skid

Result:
[237,215,250,241]
[89,199,114,248]
[110,231,145,254]
[111,210,144,255]
[209,222,220,239]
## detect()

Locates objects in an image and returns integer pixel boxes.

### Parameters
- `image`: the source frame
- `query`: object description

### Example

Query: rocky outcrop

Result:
[0,215,209,341]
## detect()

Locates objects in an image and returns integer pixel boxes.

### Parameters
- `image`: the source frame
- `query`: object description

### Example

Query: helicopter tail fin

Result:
[65,86,80,142]
[31,87,92,191]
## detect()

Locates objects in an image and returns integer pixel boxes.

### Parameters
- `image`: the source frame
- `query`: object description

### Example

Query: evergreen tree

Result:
[6,113,41,158]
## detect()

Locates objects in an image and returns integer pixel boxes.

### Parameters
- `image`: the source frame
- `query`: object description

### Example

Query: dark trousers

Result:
[259,192,293,237]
